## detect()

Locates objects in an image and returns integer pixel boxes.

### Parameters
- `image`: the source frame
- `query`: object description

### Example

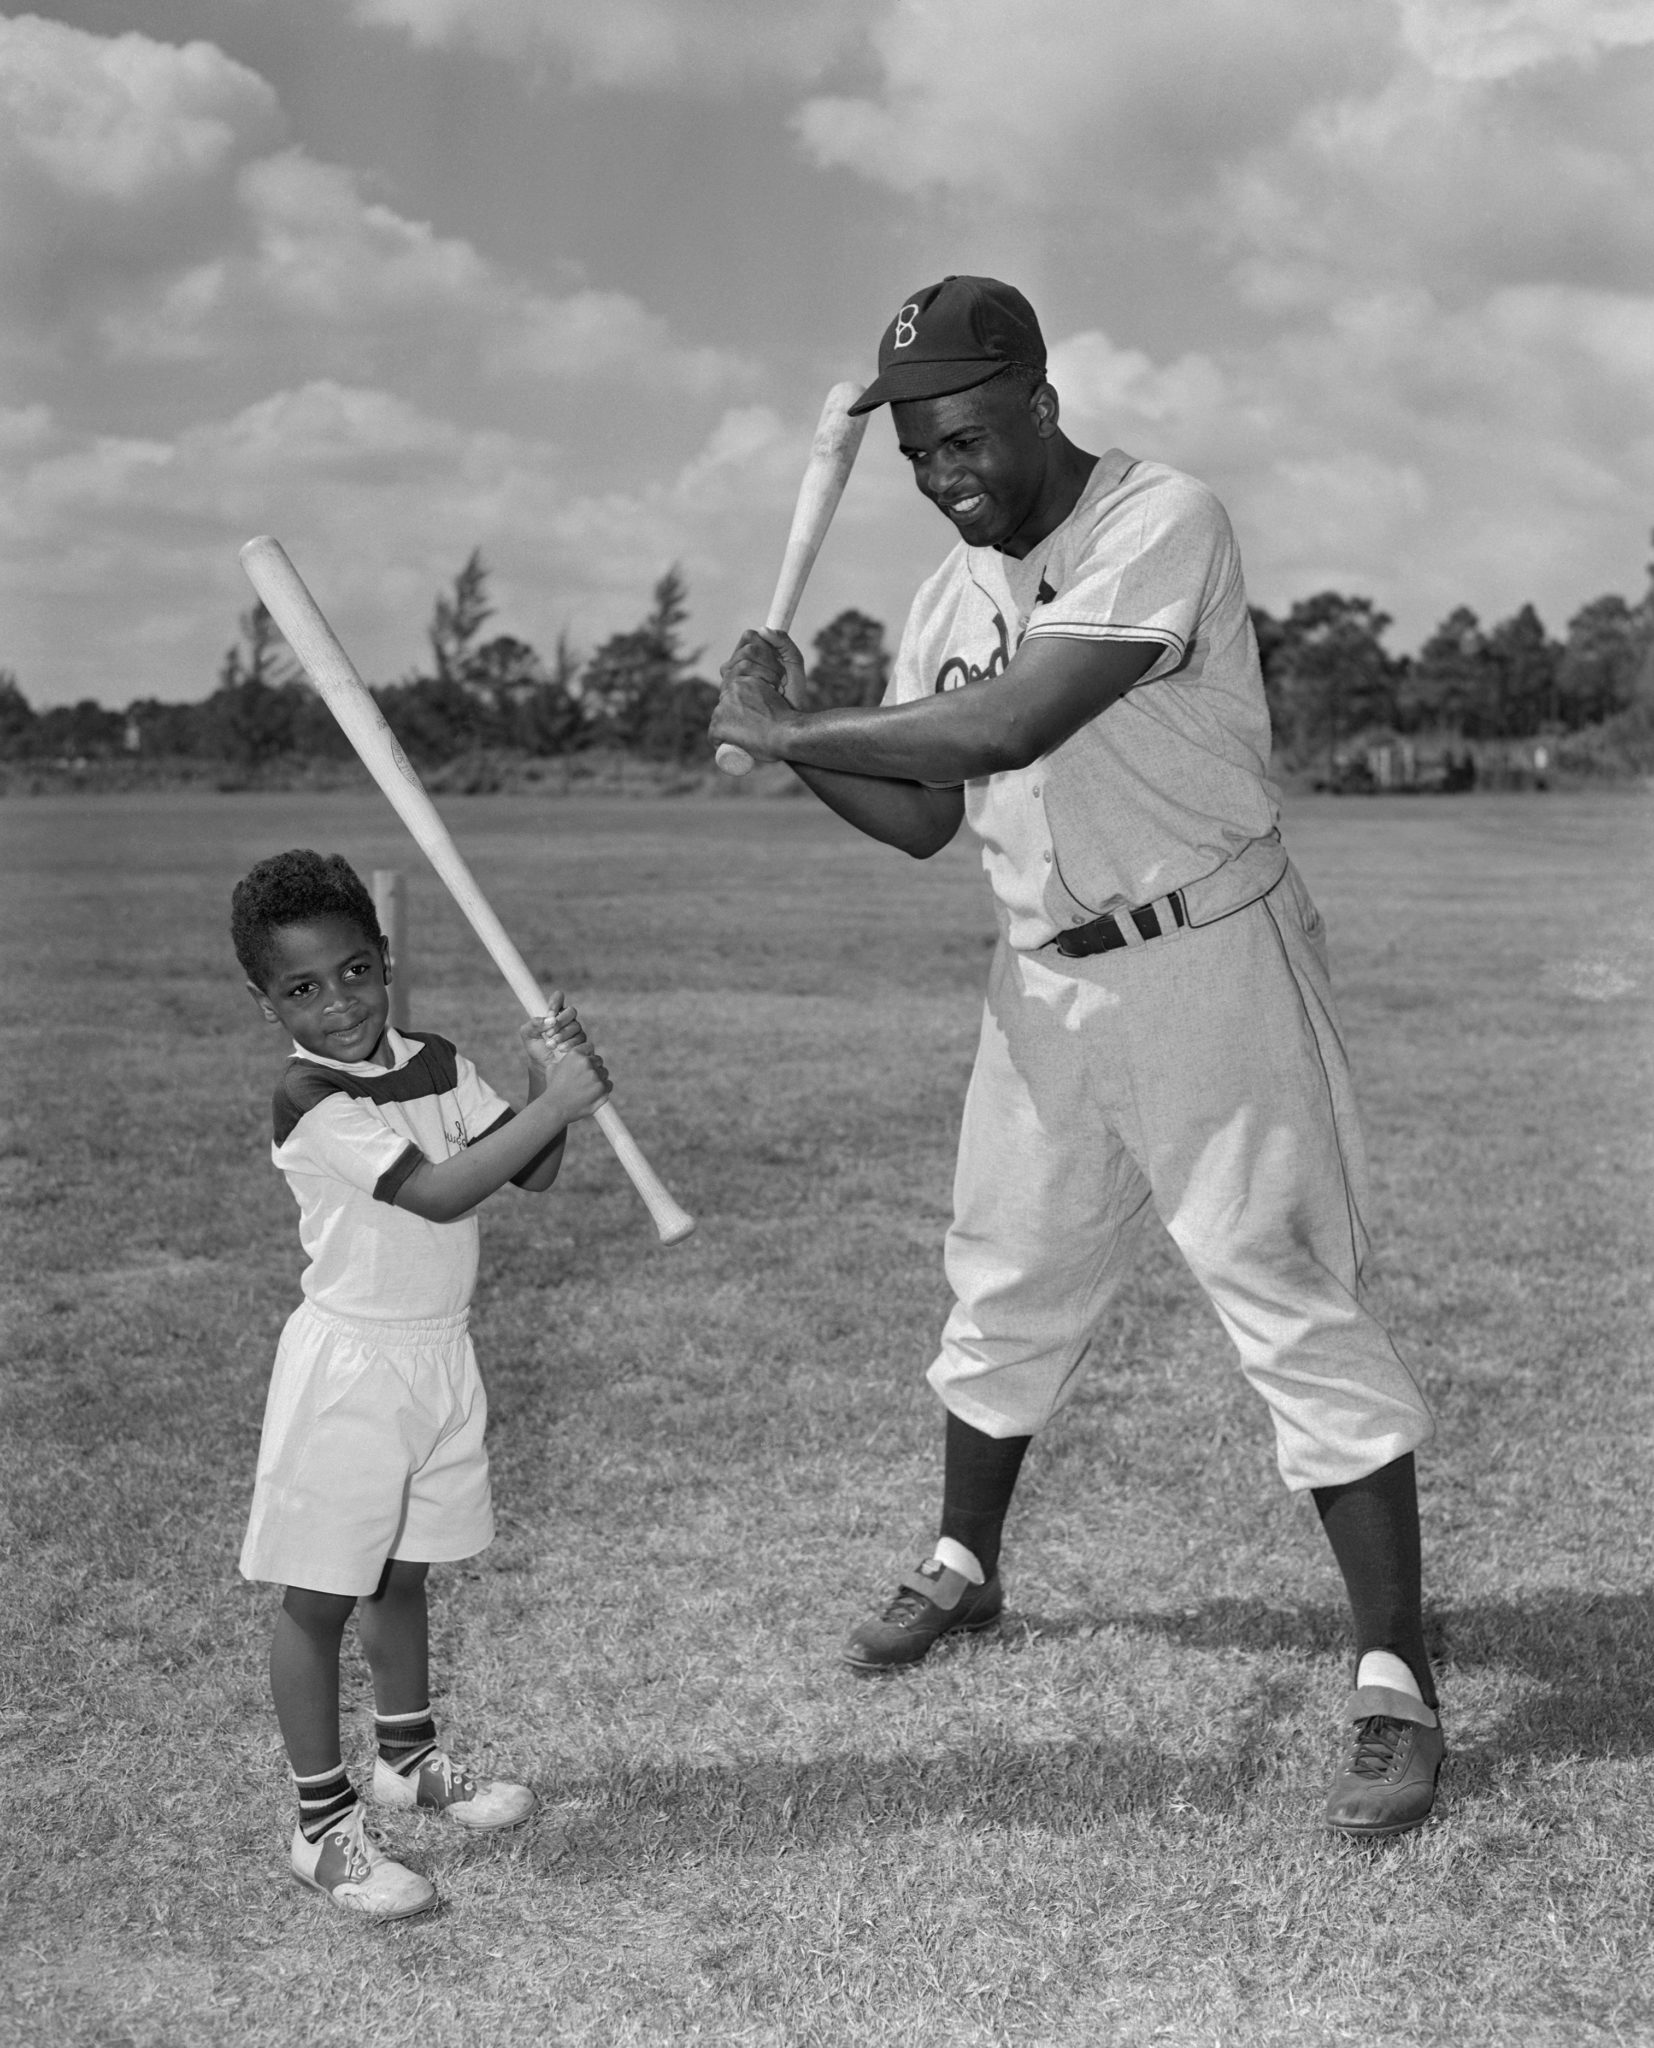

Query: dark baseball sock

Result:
[375,1706,438,1778]
[293,1765,358,1843]
[937,1410,1031,1581]
[1312,1452,1437,1710]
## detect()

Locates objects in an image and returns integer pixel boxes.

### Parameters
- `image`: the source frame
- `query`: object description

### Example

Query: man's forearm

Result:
[769,635,1163,785]
[788,762,963,856]
[714,632,1161,802]
[772,691,1028,785]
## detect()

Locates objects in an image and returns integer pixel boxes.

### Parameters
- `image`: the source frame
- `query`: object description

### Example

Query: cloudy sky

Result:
[4,0,1653,708]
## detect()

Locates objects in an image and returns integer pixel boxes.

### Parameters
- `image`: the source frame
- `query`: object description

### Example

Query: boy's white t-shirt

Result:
[270,1027,515,1321]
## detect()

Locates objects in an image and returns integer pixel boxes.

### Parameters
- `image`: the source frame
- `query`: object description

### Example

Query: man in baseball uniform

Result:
[711,275,1443,1838]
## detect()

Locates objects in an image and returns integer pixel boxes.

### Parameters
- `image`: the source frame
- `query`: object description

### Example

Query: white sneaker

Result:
[371,1751,536,1832]
[289,1804,437,1920]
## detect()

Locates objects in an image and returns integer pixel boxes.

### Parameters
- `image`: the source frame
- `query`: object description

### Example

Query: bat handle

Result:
[715,599,799,780]
[716,379,863,781]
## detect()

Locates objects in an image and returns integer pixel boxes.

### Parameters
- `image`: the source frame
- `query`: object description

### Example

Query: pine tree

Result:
[578,566,707,755]
[1405,607,1490,736]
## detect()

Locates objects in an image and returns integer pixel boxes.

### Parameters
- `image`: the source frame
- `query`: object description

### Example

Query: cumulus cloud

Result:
[1399,0,1654,79]
[0,12,772,702]
[796,0,1391,209]
[798,0,1654,301]
[1251,286,1654,628]
[84,143,752,398]
[346,0,880,88]
[786,0,1654,642]
[486,290,741,394]
[1048,284,1654,639]
[0,380,880,701]
[9,0,1653,708]
[0,11,281,333]
[1226,43,1654,307]
[0,13,280,206]
[0,14,752,406]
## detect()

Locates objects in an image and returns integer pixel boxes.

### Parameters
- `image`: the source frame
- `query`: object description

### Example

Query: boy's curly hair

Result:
[231,849,384,987]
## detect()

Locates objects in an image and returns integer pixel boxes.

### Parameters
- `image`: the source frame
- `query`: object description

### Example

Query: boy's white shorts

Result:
[240,1302,494,1597]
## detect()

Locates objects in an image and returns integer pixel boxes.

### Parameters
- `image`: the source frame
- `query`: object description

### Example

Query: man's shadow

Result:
[500,1590,1654,1876]
[1086,1586,1654,1784]
[510,1715,1300,1880]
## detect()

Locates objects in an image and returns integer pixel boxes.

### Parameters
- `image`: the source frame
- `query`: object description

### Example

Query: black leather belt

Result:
[1052,888,1188,957]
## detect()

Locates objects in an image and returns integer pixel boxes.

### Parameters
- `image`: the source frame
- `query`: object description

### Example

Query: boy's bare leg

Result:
[272,1579,437,1916]
[271,1586,356,1775]
[357,1557,536,1832]
[357,1558,430,1717]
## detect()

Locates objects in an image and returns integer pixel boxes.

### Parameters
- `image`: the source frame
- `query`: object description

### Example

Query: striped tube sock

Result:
[375,1706,438,1778]
[293,1765,358,1843]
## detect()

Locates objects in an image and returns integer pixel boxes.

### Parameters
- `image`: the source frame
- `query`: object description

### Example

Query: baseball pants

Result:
[929,862,1433,1489]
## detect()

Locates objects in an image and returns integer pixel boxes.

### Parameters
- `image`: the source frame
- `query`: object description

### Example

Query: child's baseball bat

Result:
[238,534,695,1246]
[715,381,869,777]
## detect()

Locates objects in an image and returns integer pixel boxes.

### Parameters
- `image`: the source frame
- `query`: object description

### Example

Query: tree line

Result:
[1253,580,1654,777]
[2,548,1651,777]
[0,554,891,775]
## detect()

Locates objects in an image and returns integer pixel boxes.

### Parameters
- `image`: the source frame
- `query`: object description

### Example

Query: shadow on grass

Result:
[1435,1587,1654,1780]
[520,1724,1296,1877]
[1025,1596,1352,1659]
[502,1591,1654,1877]
[1093,1587,1654,1772]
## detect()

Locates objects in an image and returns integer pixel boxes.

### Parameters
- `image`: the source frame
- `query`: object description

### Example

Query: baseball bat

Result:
[715,380,869,777]
[238,534,695,1246]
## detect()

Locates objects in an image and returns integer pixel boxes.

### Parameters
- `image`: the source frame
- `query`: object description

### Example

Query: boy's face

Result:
[248,914,393,1066]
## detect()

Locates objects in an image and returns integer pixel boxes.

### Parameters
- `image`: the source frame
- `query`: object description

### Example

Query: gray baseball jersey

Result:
[886,449,1280,945]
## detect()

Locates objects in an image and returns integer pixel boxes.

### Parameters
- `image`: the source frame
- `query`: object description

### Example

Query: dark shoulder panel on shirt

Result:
[273,1062,351,1148]
[271,1034,461,1146]
[362,1033,459,1105]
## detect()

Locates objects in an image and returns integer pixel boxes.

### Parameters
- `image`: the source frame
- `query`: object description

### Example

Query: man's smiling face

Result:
[891,377,1058,558]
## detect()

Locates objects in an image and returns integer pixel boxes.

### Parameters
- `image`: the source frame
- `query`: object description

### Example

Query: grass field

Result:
[2,782,1652,2047]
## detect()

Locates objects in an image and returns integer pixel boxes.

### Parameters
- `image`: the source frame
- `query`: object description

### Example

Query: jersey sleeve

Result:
[1023,473,1232,685]
[278,1090,424,1205]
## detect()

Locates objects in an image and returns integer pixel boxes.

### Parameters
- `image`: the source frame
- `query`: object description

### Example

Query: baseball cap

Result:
[847,276,1047,416]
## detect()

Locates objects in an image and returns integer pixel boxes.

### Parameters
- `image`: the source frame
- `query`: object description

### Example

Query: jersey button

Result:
[1030,784,1041,797]
[1042,851,1052,863]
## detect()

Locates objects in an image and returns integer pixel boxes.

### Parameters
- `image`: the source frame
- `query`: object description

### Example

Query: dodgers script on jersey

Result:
[884,449,1281,948]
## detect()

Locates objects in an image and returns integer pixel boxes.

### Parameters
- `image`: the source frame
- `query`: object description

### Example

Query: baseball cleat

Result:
[1322,1685,1445,1839]
[371,1751,536,1832]
[290,1804,437,1920]
[843,1558,1004,1676]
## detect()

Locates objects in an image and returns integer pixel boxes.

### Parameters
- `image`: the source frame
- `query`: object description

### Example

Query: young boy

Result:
[231,848,611,1920]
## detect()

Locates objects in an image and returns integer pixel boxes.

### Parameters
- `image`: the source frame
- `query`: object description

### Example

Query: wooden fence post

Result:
[372,869,411,1032]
